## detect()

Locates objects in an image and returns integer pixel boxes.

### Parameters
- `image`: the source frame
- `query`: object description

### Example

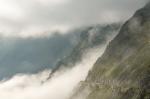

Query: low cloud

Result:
[0,24,118,99]
[0,45,107,99]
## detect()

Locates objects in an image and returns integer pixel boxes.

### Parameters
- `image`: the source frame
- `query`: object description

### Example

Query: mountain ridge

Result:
[71,3,150,99]
[48,24,121,79]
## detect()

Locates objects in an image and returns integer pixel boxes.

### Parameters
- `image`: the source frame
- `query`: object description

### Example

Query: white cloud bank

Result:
[0,44,107,99]
[0,0,146,37]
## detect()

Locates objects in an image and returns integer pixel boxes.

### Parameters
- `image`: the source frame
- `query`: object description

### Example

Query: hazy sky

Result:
[0,0,146,37]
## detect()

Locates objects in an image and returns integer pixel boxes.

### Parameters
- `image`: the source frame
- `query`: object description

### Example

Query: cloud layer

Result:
[0,45,106,99]
[0,0,146,37]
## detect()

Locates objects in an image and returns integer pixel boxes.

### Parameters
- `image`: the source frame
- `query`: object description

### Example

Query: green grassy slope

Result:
[72,3,150,99]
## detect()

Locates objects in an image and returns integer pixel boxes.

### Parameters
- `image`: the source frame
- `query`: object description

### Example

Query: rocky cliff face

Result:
[48,24,121,79]
[71,3,150,99]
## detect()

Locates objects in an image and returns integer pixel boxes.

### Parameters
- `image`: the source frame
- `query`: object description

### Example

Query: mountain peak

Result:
[145,1,150,8]
[134,2,150,20]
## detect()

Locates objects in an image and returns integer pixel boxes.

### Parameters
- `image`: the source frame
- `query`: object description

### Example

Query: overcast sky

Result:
[0,0,147,37]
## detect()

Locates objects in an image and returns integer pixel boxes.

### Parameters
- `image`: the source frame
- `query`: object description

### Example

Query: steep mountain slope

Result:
[48,24,121,79]
[71,3,150,99]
